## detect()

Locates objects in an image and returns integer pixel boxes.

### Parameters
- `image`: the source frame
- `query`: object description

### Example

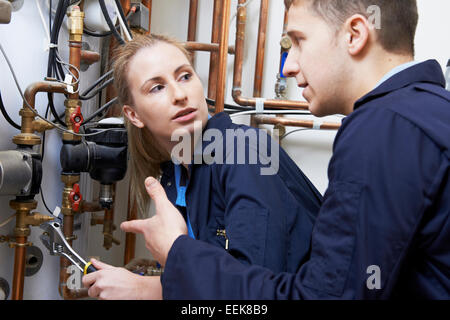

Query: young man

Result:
[104,0,450,299]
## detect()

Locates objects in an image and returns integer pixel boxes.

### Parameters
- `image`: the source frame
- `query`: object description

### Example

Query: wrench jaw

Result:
[39,221,87,273]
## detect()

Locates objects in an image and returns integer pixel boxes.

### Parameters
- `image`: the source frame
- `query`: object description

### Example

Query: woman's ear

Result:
[343,14,371,56]
[123,105,145,128]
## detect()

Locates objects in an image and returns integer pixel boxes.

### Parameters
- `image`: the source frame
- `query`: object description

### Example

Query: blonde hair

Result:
[113,34,193,216]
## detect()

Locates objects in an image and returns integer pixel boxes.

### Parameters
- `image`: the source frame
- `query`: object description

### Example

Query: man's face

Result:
[283,1,352,116]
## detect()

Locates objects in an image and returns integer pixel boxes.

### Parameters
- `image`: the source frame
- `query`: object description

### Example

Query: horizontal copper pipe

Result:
[23,81,67,109]
[232,0,309,110]
[183,42,235,54]
[81,50,100,66]
[254,116,341,130]
[80,200,103,213]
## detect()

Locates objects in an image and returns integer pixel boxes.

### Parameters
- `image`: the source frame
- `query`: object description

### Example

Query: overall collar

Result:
[354,60,446,110]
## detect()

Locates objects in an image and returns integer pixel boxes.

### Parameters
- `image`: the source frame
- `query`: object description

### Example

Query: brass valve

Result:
[67,6,85,42]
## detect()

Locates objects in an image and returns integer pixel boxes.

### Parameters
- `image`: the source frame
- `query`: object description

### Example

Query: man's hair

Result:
[284,0,418,55]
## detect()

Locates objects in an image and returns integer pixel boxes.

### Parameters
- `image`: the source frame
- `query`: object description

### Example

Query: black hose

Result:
[82,97,119,125]
[0,90,21,130]
[114,0,133,37]
[99,0,125,45]
[83,6,136,38]
[46,0,69,127]
[80,70,114,97]
[80,77,115,101]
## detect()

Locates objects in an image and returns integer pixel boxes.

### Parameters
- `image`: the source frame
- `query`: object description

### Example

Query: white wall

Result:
[0,0,448,300]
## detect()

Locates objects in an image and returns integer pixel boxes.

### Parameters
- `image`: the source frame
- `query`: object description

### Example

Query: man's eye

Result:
[180,73,192,81]
[150,84,164,93]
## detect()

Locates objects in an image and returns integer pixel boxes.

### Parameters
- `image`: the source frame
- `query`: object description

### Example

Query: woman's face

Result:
[123,42,209,152]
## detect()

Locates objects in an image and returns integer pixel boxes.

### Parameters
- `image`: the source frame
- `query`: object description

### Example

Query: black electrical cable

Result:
[39,104,53,216]
[46,0,70,127]
[81,70,114,97]
[82,97,119,125]
[99,0,125,45]
[83,6,137,38]
[114,0,133,36]
[0,90,21,130]
[80,77,115,101]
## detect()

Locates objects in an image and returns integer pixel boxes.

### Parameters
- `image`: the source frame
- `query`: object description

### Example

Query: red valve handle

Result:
[69,183,82,212]
[70,106,83,133]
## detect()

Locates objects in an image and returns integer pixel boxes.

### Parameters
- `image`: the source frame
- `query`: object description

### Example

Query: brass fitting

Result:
[12,108,41,146]
[63,99,82,142]
[61,174,80,216]
[8,200,53,248]
[67,6,84,42]
[32,119,55,133]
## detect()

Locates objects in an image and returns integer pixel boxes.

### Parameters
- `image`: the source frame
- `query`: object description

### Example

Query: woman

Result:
[83,34,322,300]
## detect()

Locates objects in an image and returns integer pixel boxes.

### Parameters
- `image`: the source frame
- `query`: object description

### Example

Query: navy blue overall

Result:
[161,60,450,299]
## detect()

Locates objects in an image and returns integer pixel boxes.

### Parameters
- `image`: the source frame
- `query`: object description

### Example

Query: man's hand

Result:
[121,177,188,266]
[82,259,162,300]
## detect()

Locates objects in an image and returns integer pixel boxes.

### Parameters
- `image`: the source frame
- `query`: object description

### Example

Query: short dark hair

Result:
[284,0,418,55]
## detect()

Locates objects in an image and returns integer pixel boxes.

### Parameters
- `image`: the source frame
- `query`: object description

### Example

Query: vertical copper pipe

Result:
[253,0,269,98]
[124,184,137,265]
[188,0,199,42]
[215,0,232,113]
[187,0,199,65]
[208,0,221,101]
[68,43,82,100]
[231,0,308,109]
[11,236,26,300]
[120,0,131,15]
[141,0,152,33]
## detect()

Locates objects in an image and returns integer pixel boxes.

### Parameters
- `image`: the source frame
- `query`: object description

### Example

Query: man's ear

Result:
[123,105,145,128]
[343,14,371,56]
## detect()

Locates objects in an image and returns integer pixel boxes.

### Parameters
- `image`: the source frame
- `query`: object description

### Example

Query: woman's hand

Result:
[121,177,188,266]
[82,258,162,300]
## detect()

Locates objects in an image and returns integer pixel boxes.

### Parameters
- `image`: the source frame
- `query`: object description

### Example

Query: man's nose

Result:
[282,50,301,78]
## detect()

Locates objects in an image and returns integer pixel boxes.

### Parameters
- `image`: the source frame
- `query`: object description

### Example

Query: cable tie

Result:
[312,119,324,130]
[255,98,265,114]
[64,74,74,94]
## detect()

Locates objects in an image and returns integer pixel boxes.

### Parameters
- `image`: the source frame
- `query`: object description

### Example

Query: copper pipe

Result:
[120,0,131,15]
[232,0,308,110]
[22,81,68,111]
[80,200,103,213]
[11,236,26,300]
[103,185,119,250]
[10,200,52,300]
[208,0,221,100]
[81,50,100,66]
[141,0,152,33]
[188,0,198,42]
[215,0,232,113]
[68,42,82,100]
[253,0,269,98]
[12,81,67,146]
[124,184,137,265]
[183,42,235,54]
[254,116,342,130]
